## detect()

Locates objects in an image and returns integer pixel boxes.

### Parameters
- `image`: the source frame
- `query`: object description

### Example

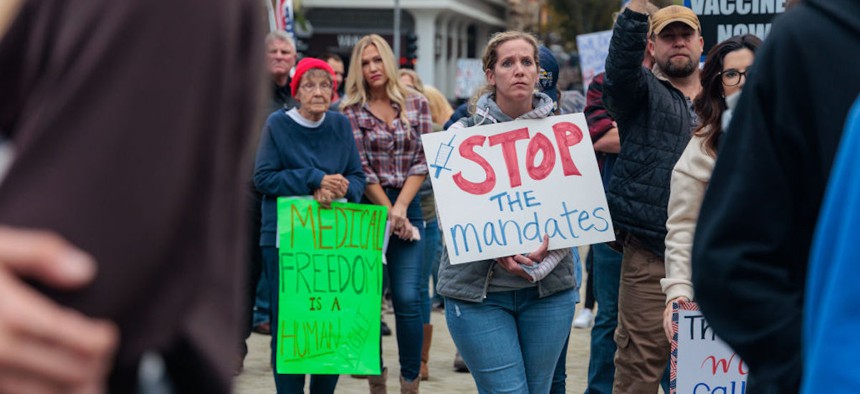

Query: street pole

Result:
[394,0,401,62]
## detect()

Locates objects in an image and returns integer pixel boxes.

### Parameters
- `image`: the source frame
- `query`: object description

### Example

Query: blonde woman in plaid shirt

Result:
[341,34,431,394]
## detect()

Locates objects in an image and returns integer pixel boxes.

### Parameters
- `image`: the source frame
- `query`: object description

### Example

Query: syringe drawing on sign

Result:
[431,135,456,179]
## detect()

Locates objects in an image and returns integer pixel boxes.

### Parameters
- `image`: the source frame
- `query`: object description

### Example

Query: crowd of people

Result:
[1,0,859,393]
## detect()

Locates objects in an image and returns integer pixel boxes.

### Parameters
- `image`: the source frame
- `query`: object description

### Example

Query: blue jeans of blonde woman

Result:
[370,188,425,381]
[420,218,443,323]
[446,285,577,394]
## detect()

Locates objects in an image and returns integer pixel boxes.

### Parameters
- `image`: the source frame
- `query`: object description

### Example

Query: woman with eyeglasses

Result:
[661,34,762,339]
[341,34,431,393]
[254,57,367,393]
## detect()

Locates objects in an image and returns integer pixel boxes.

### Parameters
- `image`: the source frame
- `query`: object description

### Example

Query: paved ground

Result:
[235,294,593,393]
[234,244,676,394]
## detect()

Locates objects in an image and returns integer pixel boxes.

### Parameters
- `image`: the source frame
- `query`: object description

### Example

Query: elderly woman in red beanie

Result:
[254,57,367,393]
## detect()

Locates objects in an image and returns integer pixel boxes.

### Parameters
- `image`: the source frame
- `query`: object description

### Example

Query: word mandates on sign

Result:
[671,301,748,394]
[276,198,387,374]
[423,113,615,265]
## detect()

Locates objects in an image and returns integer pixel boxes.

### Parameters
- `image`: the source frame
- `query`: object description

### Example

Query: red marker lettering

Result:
[552,122,583,176]
[488,127,530,188]
[453,135,496,195]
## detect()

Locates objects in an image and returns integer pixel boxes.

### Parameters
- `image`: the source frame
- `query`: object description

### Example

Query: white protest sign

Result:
[422,113,615,265]
[454,59,485,99]
[671,301,749,394]
[685,0,786,53]
[576,30,613,94]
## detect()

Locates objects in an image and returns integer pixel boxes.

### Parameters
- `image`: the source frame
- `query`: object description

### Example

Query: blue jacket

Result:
[803,96,860,393]
[254,110,366,246]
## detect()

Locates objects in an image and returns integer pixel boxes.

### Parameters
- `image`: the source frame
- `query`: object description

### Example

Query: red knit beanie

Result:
[290,57,338,98]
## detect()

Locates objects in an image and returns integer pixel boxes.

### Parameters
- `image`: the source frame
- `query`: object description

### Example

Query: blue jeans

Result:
[275,374,339,394]
[376,188,425,381]
[447,287,577,394]
[420,219,443,323]
[253,271,270,326]
[585,243,622,394]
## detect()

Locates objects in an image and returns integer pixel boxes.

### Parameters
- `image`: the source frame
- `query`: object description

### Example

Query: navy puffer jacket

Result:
[603,8,695,257]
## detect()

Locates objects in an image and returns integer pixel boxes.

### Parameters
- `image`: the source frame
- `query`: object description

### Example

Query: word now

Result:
[454,122,585,195]
[717,24,772,43]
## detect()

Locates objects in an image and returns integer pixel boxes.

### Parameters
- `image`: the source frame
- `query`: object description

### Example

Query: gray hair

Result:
[265,30,294,48]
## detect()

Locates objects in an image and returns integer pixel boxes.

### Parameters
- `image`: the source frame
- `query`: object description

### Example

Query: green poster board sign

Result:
[275,198,387,374]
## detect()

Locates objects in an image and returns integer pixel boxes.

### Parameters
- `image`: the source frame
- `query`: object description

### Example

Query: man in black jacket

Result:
[692,0,860,392]
[602,1,703,391]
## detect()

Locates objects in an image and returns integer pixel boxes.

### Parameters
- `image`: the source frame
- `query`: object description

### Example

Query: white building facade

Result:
[301,0,507,99]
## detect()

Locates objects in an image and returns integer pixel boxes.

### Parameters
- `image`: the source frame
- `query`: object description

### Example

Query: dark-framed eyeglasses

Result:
[719,68,750,87]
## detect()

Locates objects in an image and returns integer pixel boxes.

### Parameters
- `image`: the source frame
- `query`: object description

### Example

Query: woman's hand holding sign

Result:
[494,235,549,281]
[390,203,414,241]
[664,297,689,341]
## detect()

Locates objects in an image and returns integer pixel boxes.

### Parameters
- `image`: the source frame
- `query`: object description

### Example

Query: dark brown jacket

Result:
[0,0,265,391]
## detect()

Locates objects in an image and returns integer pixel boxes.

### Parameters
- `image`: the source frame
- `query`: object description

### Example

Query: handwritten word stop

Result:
[454,122,584,195]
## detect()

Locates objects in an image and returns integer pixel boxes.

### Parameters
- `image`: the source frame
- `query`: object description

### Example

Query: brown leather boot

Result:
[400,375,420,394]
[420,324,433,380]
[368,367,387,394]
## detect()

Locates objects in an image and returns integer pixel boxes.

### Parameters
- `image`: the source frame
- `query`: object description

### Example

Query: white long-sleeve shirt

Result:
[662,134,715,303]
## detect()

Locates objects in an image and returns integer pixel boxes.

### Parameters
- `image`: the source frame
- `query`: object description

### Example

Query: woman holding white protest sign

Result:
[254,57,366,393]
[341,34,431,393]
[436,31,578,394]
[662,34,761,340]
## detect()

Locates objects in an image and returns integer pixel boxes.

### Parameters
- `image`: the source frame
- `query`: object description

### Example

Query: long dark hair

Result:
[693,34,762,157]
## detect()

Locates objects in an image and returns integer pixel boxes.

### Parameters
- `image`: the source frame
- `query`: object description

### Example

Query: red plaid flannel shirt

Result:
[343,92,430,188]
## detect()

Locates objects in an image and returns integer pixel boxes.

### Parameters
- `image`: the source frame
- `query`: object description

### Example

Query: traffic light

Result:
[404,33,418,68]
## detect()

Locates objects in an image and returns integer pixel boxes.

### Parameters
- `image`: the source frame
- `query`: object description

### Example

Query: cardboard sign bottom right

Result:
[671,301,748,394]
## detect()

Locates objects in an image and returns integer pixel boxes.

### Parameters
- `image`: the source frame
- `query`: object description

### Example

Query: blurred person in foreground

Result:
[0,0,264,392]
[692,0,860,392]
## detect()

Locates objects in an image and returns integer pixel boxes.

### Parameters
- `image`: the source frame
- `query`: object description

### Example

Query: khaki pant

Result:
[612,238,669,394]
